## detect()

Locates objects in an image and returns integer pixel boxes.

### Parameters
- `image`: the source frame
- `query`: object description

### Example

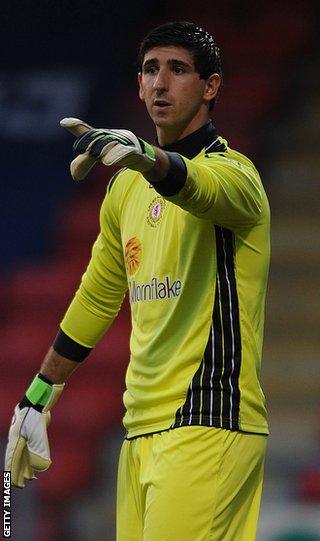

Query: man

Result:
[5,21,270,540]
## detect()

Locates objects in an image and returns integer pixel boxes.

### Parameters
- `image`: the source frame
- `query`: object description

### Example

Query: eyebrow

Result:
[142,58,193,70]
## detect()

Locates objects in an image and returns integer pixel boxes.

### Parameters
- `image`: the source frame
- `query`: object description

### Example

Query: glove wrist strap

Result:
[139,139,156,161]
[25,374,53,407]
[19,395,43,412]
[21,374,64,412]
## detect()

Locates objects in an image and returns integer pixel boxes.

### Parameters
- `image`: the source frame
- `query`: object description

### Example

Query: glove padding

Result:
[60,117,156,181]
[5,383,64,488]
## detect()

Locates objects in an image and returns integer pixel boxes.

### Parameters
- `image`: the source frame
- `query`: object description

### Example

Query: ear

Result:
[138,72,145,102]
[203,73,221,106]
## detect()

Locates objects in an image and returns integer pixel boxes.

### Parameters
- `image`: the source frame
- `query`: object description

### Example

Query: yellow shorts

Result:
[116,426,267,541]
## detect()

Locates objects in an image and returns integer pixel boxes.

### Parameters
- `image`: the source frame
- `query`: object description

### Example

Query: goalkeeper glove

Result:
[60,117,156,181]
[4,374,64,488]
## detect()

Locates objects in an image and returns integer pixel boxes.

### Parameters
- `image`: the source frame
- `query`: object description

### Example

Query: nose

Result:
[153,68,169,93]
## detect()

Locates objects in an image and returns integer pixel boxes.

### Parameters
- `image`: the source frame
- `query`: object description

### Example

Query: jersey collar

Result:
[157,121,218,159]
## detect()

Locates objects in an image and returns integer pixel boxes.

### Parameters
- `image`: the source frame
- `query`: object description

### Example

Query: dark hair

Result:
[138,21,222,110]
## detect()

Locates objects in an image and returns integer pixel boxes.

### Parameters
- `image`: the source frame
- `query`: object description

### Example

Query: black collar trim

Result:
[205,138,227,154]
[158,121,219,159]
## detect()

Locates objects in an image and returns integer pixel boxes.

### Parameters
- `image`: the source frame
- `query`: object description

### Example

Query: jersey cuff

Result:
[53,329,92,362]
[151,152,187,196]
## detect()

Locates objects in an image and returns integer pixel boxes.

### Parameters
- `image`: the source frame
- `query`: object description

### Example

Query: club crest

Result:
[147,196,166,227]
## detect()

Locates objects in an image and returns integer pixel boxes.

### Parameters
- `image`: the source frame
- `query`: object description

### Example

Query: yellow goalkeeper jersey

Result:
[61,122,270,437]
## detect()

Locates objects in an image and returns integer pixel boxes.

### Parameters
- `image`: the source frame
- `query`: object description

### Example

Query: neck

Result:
[156,109,211,146]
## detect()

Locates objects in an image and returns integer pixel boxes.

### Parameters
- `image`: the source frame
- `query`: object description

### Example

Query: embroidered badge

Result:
[147,196,166,227]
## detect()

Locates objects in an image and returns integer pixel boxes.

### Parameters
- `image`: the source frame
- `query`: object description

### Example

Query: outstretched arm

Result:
[61,118,264,229]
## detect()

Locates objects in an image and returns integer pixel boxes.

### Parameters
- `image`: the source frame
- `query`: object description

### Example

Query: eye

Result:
[173,65,185,74]
[144,66,158,75]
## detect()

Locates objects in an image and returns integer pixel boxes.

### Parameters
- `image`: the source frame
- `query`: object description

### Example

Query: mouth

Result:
[153,99,172,108]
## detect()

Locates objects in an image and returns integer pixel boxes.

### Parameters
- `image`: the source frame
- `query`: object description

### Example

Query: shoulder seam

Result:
[108,167,127,194]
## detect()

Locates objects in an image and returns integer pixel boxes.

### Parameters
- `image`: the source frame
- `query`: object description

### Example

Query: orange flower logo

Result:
[125,237,142,275]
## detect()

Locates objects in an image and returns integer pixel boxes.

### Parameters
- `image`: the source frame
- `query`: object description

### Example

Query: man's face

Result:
[138,46,217,134]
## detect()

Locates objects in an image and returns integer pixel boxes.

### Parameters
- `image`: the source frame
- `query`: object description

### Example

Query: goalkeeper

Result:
[5,21,270,541]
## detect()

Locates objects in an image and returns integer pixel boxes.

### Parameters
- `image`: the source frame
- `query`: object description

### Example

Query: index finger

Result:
[60,117,93,137]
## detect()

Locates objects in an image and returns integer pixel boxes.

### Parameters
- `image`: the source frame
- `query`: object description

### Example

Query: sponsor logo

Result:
[147,196,166,227]
[125,237,142,275]
[129,275,182,303]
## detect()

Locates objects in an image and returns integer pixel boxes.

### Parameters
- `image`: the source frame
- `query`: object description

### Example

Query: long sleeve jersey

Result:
[59,121,270,438]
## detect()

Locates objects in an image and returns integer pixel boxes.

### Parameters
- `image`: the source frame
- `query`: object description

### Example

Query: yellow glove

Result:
[4,374,64,488]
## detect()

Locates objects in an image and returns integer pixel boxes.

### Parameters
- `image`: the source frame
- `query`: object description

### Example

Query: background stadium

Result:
[1,1,319,540]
